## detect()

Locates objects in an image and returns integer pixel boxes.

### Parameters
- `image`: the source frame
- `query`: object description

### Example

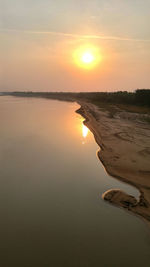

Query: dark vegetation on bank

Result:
[2,89,150,113]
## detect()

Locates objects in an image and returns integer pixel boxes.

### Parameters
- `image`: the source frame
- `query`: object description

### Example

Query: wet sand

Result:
[77,101,150,225]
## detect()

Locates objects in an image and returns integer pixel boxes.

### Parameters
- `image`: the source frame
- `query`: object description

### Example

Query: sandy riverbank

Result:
[77,101,150,225]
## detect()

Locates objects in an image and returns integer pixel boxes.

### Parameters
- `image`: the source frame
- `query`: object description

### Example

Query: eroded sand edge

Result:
[77,101,150,225]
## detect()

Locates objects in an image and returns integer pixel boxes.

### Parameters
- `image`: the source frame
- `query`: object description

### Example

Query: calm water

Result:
[0,96,150,267]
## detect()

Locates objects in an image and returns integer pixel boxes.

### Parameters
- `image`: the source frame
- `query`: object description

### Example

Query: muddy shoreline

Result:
[77,101,150,225]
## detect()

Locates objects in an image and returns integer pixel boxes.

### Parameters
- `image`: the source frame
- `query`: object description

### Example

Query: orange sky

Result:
[1,1,150,91]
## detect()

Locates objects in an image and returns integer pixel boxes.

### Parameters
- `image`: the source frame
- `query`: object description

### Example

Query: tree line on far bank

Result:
[5,89,150,107]
[77,89,150,107]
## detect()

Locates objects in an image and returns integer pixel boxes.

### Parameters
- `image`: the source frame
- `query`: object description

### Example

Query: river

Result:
[0,96,149,267]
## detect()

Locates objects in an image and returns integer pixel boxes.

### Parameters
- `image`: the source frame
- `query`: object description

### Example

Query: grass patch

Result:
[92,100,150,116]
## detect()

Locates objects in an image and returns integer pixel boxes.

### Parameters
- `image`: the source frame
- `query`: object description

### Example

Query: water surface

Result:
[0,96,150,267]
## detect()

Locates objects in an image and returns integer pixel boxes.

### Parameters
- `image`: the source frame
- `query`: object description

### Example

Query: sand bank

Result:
[77,102,150,225]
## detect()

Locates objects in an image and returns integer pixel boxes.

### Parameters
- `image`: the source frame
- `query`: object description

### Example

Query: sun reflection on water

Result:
[82,123,89,138]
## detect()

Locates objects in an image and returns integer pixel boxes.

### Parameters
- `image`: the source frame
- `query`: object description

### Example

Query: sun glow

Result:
[81,52,94,64]
[73,45,101,69]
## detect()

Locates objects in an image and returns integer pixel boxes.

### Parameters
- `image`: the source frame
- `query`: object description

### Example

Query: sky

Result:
[0,0,150,92]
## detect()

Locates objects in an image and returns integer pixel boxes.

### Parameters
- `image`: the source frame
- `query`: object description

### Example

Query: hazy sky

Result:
[1,0,150,91]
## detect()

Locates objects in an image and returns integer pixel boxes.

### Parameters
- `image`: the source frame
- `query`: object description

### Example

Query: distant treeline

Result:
[3,89,150,107]
[76,89,150,107]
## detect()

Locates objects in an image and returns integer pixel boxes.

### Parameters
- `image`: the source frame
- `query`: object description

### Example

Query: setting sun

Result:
[81,52,94,64]
[73,45,101,69]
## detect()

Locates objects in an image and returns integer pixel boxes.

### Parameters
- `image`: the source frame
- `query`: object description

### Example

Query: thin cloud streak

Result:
[1,28,150,42]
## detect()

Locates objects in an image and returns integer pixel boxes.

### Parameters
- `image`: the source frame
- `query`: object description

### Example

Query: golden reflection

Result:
[82,123,89,138]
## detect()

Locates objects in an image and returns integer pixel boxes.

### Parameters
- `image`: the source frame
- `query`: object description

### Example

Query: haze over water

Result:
[0,96,150,267]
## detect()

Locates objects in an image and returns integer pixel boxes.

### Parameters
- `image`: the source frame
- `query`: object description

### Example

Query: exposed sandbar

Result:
[77,101,150,224]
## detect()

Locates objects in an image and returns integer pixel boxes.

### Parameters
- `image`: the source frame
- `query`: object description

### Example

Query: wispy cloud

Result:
[1,28,150,42]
